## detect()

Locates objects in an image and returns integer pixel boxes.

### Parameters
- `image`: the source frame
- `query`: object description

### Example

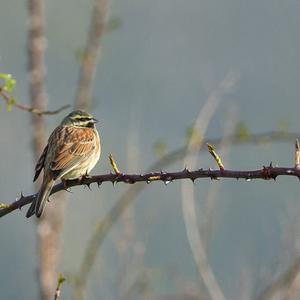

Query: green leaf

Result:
[58,273,66,286]
[5,97,16,112]
[0,73,11,80]
[0,73,16,92]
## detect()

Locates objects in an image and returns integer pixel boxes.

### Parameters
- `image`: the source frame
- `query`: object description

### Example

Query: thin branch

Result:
[74,0,109,110]
[1,165,300,218]
[54,274,66,300]
[109,153,121,174]
[0,86,70,115]
[207,143,225,171]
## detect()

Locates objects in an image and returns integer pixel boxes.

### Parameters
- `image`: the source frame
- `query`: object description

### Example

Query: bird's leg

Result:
[80,172,92,190]
[81,172,92,180]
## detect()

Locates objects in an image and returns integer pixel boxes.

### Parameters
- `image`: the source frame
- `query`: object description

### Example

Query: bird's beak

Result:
[91,118,98,123]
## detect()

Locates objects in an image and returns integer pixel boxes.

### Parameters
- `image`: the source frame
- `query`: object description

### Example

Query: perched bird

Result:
[26,110,101,218]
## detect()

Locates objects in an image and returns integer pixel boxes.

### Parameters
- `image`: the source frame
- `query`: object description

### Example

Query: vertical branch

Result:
[74,0,109,110]
[28,0,47,154]
[27,1,65,300]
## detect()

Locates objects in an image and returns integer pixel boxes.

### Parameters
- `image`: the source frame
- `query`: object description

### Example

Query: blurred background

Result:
[1,0,300,299]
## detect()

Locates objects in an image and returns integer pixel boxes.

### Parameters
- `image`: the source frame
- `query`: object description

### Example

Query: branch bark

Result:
[1,165,300,218]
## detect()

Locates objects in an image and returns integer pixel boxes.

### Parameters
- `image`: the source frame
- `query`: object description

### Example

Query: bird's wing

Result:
[48,126,96,178]
[33,144,49,182]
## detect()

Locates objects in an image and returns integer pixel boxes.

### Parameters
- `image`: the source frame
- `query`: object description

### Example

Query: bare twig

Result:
[207,143,225,171]
[200,105,237,248]
[109,153,121,175]
[0,87,70,115]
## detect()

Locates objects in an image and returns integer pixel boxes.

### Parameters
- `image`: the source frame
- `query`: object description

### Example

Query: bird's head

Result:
[61,110,98,128]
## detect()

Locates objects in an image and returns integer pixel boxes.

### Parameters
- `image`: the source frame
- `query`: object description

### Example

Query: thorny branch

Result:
[0,86,70,115]
[1,164,300,218]
[71,131,300,298]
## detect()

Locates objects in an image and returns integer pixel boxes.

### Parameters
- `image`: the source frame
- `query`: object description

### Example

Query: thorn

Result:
[85,183,91,190]
[183,167,190,174]
[262,165,272,180]
[14,196,22,210]
[20,192,25,200]
[97,181,102,188]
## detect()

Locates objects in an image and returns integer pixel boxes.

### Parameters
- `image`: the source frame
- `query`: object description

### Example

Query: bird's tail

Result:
[26,179,55,218]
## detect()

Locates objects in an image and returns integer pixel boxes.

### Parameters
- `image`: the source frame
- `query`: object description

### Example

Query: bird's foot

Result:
[81,173,92,180]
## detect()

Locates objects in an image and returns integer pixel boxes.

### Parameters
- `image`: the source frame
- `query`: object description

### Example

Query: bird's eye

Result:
[79,117,91,122]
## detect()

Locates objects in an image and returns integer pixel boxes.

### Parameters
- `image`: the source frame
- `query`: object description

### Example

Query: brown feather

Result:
[33,144,48,182]
[47,126,97,173]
